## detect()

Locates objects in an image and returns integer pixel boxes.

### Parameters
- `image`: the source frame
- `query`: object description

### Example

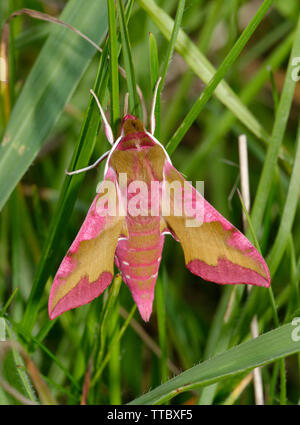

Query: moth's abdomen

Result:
[115,216,164,321]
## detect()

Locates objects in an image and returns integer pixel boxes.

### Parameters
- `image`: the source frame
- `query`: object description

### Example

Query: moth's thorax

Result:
[109,132,166,181]
[115,133,157,151]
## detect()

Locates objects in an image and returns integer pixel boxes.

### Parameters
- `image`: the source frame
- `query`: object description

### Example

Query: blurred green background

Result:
[0,0,300,405]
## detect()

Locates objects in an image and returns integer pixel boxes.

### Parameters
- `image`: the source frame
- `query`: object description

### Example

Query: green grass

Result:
[1,0,300,405]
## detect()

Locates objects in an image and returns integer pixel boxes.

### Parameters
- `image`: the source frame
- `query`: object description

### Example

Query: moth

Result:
[49,81,270,322]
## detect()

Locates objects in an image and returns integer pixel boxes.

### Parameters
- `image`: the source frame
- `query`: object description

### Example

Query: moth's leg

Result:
[65,151,110,175]
[90,89,114,146]
[150,77,162,135]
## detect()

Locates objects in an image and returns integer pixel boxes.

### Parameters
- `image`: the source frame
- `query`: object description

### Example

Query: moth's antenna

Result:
[124,92,129,116]
[65,150,110,175]
[90,89,114,146]
[118,67,147,125]
[150,77,162,135]
[136,86,147,126]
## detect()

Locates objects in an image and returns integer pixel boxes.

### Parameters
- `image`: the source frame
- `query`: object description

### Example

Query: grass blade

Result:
[107,0,120,133]
[160,0,186,87]
[183,32,293,174]
[165,0,273,154]
[250,13,300,235]
[129,323,300,405]
[155,271,168,384]
[137,0,270,147]
[0,0,108,211]
[117,0,139,116]
[267,118,300,275]
[149,32,160,138]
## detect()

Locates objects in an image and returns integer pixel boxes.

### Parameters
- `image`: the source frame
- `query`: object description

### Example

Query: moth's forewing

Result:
[48,168,125,319]
[162,161,270,288]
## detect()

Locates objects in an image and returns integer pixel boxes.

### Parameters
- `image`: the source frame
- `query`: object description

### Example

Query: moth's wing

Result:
[49,168,125,319]
[162,161,270,287]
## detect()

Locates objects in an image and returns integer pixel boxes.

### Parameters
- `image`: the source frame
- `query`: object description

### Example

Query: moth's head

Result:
[121,114,145,136]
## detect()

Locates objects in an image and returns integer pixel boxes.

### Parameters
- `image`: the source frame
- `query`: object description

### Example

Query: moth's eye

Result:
[132,119,144,132]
